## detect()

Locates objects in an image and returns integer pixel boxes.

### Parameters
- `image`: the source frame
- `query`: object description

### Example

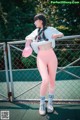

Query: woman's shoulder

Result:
[46,26,56,31]
[45,26,56,33]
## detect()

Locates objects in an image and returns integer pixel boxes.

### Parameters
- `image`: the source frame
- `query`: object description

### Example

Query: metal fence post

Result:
[3,43,10,101]
[7,43,14,101]
[0,42,10,101]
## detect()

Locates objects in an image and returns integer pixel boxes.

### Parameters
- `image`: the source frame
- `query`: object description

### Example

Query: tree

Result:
[0,0,80,41]
[0,0,37,41]
[35,0,80,35]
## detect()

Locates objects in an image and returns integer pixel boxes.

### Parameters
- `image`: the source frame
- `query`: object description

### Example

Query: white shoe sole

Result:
[47,105,54,113]
[39,110,46,115]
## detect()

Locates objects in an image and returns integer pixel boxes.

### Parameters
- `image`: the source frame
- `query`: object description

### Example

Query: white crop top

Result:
[25,27,63,54]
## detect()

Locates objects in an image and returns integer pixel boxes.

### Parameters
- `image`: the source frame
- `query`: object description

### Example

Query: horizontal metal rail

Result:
[6,35,80,101]
[7,35,80,44]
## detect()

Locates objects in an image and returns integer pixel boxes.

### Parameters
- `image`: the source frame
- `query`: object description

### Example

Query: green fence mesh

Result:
[7,37,80,101]
[0,37,80,101]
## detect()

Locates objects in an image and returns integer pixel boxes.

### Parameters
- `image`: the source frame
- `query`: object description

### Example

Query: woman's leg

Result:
[48,51,58,95]
[37,52,50,115]
[47,50,58,112]
[37,55,50,96]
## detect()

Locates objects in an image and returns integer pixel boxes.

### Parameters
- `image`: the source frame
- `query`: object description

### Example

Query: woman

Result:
[25,13,64,115]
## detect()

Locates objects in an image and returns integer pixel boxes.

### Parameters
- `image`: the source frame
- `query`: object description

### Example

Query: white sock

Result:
[48,94,54,104]
[40,96,45,104]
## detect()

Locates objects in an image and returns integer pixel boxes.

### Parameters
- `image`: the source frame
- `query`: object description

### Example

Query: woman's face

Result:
[34,19,43,28]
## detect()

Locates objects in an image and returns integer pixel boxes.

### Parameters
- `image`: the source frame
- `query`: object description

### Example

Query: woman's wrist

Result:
[58,33,64,37]
[52,33,64,39]
[25,39,32,47]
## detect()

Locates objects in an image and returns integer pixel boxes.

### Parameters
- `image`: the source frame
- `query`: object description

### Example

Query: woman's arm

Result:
[25,29,38,46]
[25,39,32,47]
[51,33,64,39]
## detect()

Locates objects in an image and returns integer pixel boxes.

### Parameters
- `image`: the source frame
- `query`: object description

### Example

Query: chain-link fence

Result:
[0,42,9,101]
[6,35,80,102]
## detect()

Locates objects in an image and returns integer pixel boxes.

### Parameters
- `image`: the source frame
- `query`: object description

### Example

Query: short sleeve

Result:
[45,27,63,40]
[25,29,38,41]
[50,27,63,34]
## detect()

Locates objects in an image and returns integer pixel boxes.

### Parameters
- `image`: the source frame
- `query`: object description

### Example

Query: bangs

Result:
[34,14,46,26]
[34,16,39,22]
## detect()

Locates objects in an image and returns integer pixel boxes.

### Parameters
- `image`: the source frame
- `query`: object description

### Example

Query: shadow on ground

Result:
[0,102,80,120]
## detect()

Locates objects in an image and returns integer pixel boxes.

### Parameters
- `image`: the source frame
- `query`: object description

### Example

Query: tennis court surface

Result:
[0,102,80,120]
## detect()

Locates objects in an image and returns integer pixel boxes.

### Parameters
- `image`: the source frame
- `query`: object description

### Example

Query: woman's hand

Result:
[25,39,32,47]
[51,33,64,39]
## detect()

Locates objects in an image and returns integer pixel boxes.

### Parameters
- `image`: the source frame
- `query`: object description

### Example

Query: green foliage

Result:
[0,0,36,40]
[21,55,36,68]
[0,0,80,41]
[35,0,80,35]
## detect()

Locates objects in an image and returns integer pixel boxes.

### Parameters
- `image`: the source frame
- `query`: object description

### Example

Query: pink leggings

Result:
[37,48,58,96]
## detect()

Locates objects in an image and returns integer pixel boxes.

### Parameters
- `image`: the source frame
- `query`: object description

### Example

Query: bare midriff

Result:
[38,42,52,50]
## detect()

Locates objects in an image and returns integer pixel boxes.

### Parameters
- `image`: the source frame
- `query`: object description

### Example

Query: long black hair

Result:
[34,14,48,41]
[34,13,46,27]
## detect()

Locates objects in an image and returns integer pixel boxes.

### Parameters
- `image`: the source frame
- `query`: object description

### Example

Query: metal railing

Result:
[0,35,80,102]
[7,35,80,102]
[0,42,9,101]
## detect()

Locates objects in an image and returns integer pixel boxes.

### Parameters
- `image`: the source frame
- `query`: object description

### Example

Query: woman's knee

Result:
[41,79,49,86]
[49,79,55,87]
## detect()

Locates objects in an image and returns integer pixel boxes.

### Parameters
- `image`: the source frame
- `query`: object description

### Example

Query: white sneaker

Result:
[47,103,54,113]
[39,103,46,115]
